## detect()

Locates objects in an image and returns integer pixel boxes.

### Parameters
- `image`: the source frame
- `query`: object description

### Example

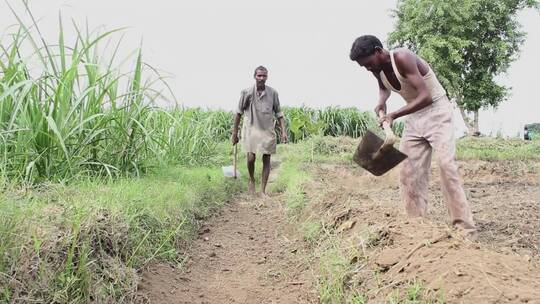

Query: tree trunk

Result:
[473,110,480,136]
[458,104,474,135]
[458,105,480,137]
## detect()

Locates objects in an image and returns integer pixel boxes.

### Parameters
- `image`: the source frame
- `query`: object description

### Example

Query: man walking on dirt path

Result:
[349,35,476,234]
[232,66,288,196]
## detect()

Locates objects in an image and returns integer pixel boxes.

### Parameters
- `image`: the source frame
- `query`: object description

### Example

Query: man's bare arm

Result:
[278,116,288,143]
[232,113,242,145]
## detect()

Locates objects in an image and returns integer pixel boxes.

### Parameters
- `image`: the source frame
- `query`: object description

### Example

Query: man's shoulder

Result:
[240,85,278,96]
[241,87,252,95]
[392,48,427,75]
[392,48,417,62]
[265,86,278,95]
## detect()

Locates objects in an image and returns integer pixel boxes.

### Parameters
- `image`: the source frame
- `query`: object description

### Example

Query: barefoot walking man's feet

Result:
[231,66,288,197]
[248,179,256,195]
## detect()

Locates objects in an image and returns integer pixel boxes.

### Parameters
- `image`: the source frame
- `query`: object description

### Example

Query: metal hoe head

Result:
[353,130,407,176]
[222,143,240,179]
[222,165,241,179]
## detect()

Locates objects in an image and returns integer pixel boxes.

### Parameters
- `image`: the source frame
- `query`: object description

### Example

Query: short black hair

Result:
[349,35,383,61]
[254,65,268,76]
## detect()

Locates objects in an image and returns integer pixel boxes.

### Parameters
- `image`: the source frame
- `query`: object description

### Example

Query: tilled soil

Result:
[306,160,540,303]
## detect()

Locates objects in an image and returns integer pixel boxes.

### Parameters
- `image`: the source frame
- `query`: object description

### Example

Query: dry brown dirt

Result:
[305,160,540,303]
[137,157,540,303]
[137,194,318,304]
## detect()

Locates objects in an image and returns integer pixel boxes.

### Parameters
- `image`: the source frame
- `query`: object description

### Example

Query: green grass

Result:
[457,137,540,160]
[0,6,236,183]
[269,143,312,215]
[318,246,349,304]
[349,293,367,304]
[300,219,323,244]
[281,106,403,143]
[387,280,446,304]
[0,165,242,303]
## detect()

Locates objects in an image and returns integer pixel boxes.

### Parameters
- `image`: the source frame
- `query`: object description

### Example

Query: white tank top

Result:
[380,50,446,103]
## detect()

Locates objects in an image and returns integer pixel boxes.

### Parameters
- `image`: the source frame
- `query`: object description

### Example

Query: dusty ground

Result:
[306,159,540,303]
[137,165,318,304]
[138,155,540,303]
[340,159,540,260]
[439,160,540,259]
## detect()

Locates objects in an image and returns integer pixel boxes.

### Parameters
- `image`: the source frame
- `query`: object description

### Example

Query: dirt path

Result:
[138,193,318,303]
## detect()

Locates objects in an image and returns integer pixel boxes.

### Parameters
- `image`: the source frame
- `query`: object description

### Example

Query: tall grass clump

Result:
[318,107,379,138]
[0,5,227,184]
[141,108,233,166]
[281,106,403,143]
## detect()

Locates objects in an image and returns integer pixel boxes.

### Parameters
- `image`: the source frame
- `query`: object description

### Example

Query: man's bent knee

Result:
[247,153,256,163]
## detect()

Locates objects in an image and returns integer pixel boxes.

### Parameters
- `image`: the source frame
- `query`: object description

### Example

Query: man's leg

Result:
[261,154,271,195]
[400,135,433,217]
[247,152,256,194]
[427,104,475,229]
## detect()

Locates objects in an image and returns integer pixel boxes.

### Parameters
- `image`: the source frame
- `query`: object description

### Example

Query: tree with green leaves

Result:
[388,0,538,135]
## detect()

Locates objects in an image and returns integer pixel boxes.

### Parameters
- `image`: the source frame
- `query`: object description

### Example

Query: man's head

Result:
[349,35,385,73]
[254,66,268,87]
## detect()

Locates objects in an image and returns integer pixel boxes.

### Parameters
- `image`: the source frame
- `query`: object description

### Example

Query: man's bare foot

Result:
[260,191,270,198]
[453,221,478,241]
[248,181,256,195]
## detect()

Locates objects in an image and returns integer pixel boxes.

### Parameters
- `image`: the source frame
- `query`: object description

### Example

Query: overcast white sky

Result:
[1,1,538,136]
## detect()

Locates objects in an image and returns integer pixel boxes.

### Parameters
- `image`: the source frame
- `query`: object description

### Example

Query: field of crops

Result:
[0,12,383,182]
[0,14,388,183]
